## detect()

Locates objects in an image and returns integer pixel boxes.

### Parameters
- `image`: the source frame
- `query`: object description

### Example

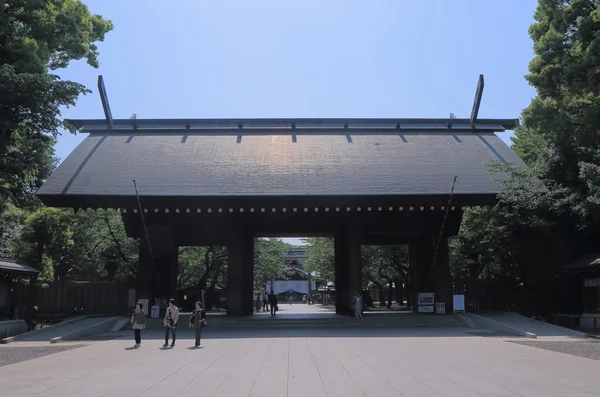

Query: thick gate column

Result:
[137,239,152,302]
[412,233,453,313]
[227,226,254,316]
[429,237,453,313]
[137,223,178,305]
[335,222,361,315]
[413,234,434,294]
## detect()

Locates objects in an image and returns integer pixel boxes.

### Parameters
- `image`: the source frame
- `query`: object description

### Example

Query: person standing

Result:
[353,292,364,321]
[131,301,147,348]
[262,292,268,312]
[163,299,179,347]
[268,291,278,317]
[255,293,262,313]
[190,301,206,348]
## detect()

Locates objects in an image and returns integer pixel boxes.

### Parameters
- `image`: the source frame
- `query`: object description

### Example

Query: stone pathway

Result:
[1,326,600,397]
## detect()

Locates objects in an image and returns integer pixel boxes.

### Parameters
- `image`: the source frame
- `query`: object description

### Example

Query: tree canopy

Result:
[0,0,113,209]
[452,0,600,314]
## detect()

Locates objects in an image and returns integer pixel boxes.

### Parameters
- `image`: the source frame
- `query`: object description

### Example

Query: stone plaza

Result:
[1,306,600,397]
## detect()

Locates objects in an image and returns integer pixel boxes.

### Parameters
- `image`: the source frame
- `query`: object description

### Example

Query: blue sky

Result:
[54,1,539,246]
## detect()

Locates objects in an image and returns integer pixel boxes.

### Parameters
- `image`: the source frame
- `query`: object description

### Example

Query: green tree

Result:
[14,207,76,282]
[0,0,113,208]
[361,245,409,307]
[254,238,292,290]
[70,209,138,281]
[451,1,600,314]
[178,246,228,292]
[512,0,600,252]
[0,202,26,257]
[304,237,335,284]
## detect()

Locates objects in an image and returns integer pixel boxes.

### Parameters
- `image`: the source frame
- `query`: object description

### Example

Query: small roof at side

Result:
[0,258,40,275]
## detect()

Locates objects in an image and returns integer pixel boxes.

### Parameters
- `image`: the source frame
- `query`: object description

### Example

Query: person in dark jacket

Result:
[190,301,207,348]
[131,301,147,348]
[268,292,278,317]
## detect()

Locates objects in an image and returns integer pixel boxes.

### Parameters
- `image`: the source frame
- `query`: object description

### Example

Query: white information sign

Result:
[418,305,434,313]
[150,305,160,319]
[453,294,465,313]
[417,293,435,306]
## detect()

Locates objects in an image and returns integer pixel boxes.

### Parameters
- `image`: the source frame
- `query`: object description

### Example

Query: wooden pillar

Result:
[335,222,361,315]
[430,237,453,313]
[138,223,177,305]
[137,238,152,302]
[334,228,347,314]
[413,233,453,313]
[227,226,254,316]
[413,233,434,294]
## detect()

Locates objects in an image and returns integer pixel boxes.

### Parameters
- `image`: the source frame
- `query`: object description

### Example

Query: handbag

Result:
[200,319,207,328]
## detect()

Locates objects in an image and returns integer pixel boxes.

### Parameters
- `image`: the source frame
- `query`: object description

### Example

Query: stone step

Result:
[126,313,466,331]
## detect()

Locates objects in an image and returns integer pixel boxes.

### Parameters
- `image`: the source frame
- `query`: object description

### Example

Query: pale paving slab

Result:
[0,329,600,397]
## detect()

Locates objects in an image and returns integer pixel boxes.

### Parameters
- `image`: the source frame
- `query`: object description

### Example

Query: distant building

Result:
[284,248,307,272]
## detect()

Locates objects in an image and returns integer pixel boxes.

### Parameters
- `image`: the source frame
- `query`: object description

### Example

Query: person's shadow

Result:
[187,346,204,350]
[124,346,138,351]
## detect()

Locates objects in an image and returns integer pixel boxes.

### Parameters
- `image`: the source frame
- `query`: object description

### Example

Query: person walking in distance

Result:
[163,299,179,347]
[189,301,206,348]
[131,301,147,348]
[268,291,278,317]
[353,292,364,321]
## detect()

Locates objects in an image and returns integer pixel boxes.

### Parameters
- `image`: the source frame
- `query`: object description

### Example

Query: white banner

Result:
[151,305,160,319]
[266,280,316,295]
[418,293,434,305]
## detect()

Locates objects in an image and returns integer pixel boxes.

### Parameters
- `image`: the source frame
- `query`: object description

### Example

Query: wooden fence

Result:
[13,281,132,315]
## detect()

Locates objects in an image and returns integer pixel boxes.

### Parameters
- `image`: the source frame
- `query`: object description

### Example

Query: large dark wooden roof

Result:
[37,118,524,208]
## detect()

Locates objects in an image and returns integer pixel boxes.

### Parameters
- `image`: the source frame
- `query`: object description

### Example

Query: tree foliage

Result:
[453,0,600,314]
[6,208,137,283]
[304,237,335,284]
[254,238,292,289]
[0,0,113,208]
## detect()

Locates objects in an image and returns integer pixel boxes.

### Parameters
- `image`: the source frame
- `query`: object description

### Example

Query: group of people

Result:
[257,291,280,316]
[131,291,363,347]
[130,298,207,349]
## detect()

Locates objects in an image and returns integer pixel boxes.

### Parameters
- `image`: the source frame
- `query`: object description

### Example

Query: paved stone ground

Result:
[510,339,600,361]
[2,327,600,397]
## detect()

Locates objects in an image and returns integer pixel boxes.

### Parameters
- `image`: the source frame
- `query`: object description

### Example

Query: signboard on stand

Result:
[417,293,434,305]
[453,295,465,314]
[435,302,446,314]
[151,305,160,319]
[417,293,434,313]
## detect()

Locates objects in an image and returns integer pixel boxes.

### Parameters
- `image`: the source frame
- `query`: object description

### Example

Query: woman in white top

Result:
[353,292,363,321]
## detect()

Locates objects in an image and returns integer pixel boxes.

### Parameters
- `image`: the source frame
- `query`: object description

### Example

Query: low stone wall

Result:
[0,320,27,339]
